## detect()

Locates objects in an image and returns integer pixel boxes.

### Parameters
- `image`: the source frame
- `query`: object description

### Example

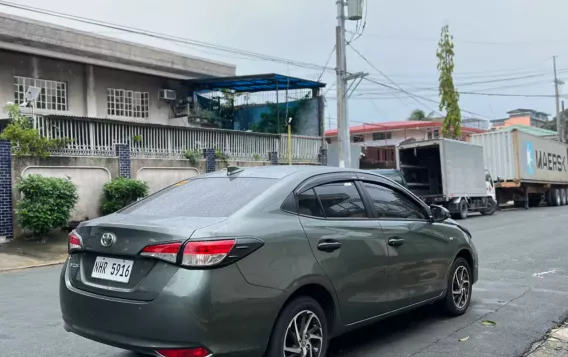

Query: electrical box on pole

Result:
[347,0,363,20]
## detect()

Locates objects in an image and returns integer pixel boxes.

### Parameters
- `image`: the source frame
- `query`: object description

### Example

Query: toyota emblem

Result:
[101,232,116,247]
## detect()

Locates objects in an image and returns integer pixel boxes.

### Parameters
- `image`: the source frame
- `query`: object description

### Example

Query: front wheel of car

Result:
[440,257,473,316]
[265,296,329,357]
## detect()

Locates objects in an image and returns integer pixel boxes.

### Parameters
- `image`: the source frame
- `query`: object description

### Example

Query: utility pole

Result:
[336,0,365,168]
[553,56,562,142]
[336,1,349,168]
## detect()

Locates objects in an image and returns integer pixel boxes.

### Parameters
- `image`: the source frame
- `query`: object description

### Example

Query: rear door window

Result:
[313,182,368,218]
[121,177,276,217]
[298,189,325,218]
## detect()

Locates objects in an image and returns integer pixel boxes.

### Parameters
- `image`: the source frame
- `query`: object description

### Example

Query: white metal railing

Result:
[34,116,323,163]
[278,134,324,163]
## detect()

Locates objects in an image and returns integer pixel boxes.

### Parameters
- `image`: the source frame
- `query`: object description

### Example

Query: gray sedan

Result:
[59,165,478,357]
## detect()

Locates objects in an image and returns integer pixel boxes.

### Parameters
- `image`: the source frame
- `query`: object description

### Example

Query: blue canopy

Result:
[186,73,326,93]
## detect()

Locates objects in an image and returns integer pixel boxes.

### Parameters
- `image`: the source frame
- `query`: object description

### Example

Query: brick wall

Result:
[0,140,13,240]
[115,144,131,178]
[203,148,215,173]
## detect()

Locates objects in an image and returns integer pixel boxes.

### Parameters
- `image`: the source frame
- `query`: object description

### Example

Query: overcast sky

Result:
[2,0,568,129]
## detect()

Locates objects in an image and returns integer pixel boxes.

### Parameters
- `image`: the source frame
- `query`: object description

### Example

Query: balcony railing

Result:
[34,115,324,163]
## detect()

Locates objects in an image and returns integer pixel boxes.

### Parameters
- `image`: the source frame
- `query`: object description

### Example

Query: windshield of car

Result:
[121,177,276,217]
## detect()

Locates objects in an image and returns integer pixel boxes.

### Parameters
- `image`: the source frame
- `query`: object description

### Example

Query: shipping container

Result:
[470,130,568,184]
[396,139,496,219]
[470,129,568,208]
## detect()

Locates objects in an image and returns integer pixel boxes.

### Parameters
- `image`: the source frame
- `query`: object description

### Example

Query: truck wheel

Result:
[553,189,562,206]
[480,198,497,216]
[514,200,524,208]
[562,189,567,206]
[457,199,468,219]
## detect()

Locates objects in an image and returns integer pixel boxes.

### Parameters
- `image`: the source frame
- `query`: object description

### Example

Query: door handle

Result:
[317,240,342,253]
[388,237,405,247]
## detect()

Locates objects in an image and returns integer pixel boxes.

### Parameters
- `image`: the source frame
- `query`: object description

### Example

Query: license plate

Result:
[91,256,133,283]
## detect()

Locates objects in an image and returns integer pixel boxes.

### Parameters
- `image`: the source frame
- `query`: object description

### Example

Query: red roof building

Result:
[325,120,485,169]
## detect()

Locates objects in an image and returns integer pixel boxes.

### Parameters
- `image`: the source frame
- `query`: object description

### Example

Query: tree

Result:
[436,25,461,139]
[252,94,311,134]
[408,109,426,121]
[408,109,435,121]
[0,103,70,157]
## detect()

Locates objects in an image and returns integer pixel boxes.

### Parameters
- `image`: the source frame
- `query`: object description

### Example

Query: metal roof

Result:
[495,124,557,137]
[186,73,326,93]
[325,120,485,136]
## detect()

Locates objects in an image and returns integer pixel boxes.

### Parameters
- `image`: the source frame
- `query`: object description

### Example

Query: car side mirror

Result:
[430,205,450,222]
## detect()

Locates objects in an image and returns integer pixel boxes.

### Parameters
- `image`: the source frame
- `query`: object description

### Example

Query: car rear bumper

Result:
[60,260,283,357]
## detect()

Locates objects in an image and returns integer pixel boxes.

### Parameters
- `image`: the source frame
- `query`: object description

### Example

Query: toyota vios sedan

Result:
[60,166,478,357]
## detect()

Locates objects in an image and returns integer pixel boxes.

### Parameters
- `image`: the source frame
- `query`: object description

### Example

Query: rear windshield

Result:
[121,177,276,217]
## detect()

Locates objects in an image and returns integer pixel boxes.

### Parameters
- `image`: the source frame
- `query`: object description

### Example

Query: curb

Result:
[0,258,66,273]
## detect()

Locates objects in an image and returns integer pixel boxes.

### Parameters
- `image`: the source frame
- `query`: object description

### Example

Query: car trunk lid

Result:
[68,214,225,301]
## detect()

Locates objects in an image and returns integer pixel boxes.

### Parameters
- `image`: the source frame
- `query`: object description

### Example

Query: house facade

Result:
[491,109,551,129]
[0,12,235,125]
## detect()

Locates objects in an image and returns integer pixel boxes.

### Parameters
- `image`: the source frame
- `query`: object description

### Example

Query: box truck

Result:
[470,129,568,208]
[396,138,497,219]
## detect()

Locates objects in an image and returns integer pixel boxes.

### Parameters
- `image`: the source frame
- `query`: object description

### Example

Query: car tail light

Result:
[139,238,263,268]
[140,242,182,264]
[156,347,210,357]
[68,231,83,253]
[181,240,235,267]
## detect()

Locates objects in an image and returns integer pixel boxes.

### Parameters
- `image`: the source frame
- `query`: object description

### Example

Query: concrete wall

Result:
[9,154,270,238]
[0,50,85,116]
[0,12,236,79]
[131,158,201,194]
[11,156,119,237]
[0,50,194,125]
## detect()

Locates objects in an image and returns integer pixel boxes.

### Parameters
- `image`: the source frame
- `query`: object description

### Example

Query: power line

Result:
[317,45,336,82]
[360,70,568,93]
[359,33,568,46]
[346,43,442,115]
[346,44,491,119]
[0,0,337,73]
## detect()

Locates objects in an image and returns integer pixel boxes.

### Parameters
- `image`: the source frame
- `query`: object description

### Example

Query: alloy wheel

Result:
[283,310,324,357]
[452,265,470,309]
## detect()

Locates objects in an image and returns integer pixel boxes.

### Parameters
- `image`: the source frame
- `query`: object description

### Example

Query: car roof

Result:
[199,165,370,180]
[368,169,400,174]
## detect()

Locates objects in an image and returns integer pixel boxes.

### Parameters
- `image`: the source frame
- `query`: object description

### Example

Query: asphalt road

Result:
[2,206,568,357]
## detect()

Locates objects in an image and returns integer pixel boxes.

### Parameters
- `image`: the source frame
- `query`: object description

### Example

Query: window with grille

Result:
[427,129,440,140]
[14,76,67,111]
[352,135,364,143]
[372,132,392,141]
[107,88,149,118]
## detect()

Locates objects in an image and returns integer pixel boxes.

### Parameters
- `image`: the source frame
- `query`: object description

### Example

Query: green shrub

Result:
[101,177,149,215]
[214,147,229,164]
[16,175,78,236]
[184,149,202,166]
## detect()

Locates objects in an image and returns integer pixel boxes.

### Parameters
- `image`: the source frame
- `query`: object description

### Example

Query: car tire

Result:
[440,257,473,317]
[265,296,329,357]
